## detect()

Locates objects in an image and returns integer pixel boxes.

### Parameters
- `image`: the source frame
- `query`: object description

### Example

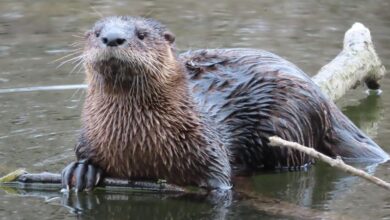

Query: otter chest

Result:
[83,97,203,180]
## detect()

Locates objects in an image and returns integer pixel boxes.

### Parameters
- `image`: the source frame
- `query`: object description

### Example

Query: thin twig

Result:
[269,136,390,190]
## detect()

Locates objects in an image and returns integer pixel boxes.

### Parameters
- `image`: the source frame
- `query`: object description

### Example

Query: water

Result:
[1,0,390,219]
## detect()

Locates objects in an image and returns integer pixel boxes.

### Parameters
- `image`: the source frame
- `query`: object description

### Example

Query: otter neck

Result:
[87,61,185,105]
[85,61,202,124]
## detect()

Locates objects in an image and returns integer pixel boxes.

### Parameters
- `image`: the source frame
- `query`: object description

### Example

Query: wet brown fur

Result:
[76,17,230,187]
[73,16,388,188]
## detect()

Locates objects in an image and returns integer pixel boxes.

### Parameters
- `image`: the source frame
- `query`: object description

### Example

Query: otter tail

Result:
[321,103,389,163]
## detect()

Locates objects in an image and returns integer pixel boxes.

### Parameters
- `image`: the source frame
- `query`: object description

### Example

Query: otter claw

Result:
[75,160,89,192]
[62,161,78,191]
[85,164,103,191]
[61,160,103,192]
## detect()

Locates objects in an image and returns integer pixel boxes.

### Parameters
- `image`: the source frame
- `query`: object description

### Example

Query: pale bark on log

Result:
[312,22,386,101]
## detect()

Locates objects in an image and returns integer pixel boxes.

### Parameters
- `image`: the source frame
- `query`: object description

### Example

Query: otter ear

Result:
[163,31,175,44]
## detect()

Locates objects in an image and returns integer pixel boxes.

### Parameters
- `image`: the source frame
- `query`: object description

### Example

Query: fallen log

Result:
[312,22,385,101]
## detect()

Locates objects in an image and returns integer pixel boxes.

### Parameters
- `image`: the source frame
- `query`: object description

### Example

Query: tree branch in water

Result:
[269,136,390,191]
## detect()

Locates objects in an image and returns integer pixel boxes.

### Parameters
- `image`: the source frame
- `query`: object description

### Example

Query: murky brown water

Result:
[1,0,390,219]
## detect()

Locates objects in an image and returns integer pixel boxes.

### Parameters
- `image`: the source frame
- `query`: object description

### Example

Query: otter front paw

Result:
[61,159,103,192]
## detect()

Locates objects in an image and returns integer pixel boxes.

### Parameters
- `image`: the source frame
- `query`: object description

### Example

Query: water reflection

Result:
[1,183,328,220]
[0,187,232,220]
[342,94,383,138]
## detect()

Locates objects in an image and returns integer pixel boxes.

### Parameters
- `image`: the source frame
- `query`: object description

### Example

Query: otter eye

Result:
[95,30,101,38]
[137,31,147,40]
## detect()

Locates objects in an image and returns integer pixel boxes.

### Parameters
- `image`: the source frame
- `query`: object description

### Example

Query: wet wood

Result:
[269,136,390,191]
[0,169,187,193]
[313,22,386,101]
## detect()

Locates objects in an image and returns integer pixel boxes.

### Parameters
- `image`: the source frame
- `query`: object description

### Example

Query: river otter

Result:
[61,16,389,191]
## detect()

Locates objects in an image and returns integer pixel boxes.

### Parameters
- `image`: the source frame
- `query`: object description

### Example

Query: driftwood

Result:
[312,22,385,101]
[0,22,387,219]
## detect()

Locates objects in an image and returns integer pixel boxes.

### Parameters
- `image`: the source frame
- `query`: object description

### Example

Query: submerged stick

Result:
[313,22,386,101]
[0,170,187,193]
[269,136,390,191]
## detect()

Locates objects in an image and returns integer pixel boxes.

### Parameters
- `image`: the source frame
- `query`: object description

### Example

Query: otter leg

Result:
[61,159,103,192]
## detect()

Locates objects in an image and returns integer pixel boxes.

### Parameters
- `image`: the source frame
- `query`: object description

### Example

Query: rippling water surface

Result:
[1,0,390,219]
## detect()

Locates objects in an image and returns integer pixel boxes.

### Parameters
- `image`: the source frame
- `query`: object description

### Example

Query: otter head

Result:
[83,16,178,93]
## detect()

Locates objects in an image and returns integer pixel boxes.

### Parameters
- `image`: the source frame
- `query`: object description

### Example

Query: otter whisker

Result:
[62,46,83,52]
[72,35,85,39]
[69,87,85,108]
[90,6,104,19]
[57,55,85,69]
[69,42,84,47]
[50,50,83,64]
[70,58,85,74]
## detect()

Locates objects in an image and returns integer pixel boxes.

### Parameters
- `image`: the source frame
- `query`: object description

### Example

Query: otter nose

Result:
[101,32,126,47]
